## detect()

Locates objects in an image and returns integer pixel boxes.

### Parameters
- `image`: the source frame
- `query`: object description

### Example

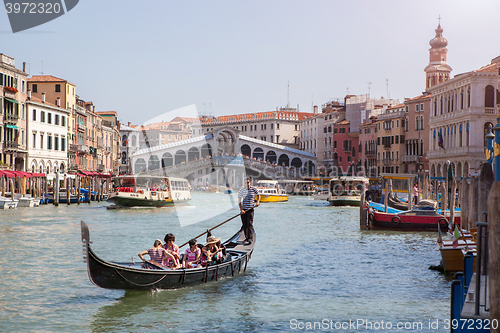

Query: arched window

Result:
[485,85,495,107]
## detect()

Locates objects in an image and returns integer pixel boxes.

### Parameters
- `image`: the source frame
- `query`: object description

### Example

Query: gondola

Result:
[80,221,255,290]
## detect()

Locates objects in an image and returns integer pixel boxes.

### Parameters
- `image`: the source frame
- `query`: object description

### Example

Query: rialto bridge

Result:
[128,127,317,188]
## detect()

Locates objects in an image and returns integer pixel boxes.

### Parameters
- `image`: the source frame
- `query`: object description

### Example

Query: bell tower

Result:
[424,19,452,89]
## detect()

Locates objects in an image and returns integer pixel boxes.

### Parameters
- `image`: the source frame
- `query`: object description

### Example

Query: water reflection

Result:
[91,271,259,333]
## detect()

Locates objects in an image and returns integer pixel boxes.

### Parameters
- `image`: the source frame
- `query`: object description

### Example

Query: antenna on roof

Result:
[386,78,390,99]
[287,81,290,108]
[367,82,372,98]
[39,61,43,75]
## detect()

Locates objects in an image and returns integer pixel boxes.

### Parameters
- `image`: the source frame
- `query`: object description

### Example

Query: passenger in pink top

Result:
[163,233,181,269]
[182,239,201,268]
[138,239,167,266]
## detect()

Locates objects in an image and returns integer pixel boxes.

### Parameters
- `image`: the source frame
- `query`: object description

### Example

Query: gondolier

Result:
[238,177,260,245]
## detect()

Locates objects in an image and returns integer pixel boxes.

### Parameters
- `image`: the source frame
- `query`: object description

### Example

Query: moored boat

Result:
[256,180,288,202]
[16,195,40,207]
[107,175,191,208]
[328,176,369,206]
[0,196,18,209]
[80,221,255,290]
[368,205,460,231]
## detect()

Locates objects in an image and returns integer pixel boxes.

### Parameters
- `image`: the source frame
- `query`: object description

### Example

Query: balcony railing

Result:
[77,145,88,154]
[402,155,419,162]
[69,144,77,153]
[3,141,19,149]
[68,163,79,171]
[365,150,377,157]
[4,113,19,122]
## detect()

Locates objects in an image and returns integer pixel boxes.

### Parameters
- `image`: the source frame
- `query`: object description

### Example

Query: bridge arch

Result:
[291,157,302,169]
[135,158,146,173]
[241,144,251,157]
[201,144,212,157]
[278,154,289,167]
[216,129,237,155]
[148,155,160,170]
[188,147,200,161]
[253,147,264,160]
[162,152,173,167]
[266,150,277,164]
[175,150,186,165]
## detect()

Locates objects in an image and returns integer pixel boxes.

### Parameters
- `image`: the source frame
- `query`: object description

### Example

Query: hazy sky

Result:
[2,0,499,125]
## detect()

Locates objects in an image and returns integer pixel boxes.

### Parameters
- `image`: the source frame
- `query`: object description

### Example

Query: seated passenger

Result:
[215,239,226,263]
[205,235,221,264]
[138,239,167,267]
[182,239,201,268]
[163,233,181,269]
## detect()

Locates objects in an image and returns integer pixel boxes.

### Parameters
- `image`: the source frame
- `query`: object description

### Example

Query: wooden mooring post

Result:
[460,179,469,230]
[359,183,367,230]
[488,180,500,328]
[478,163,493,223]
[77,176,81,204]
[468,176,478,230]
[54,171,59,206]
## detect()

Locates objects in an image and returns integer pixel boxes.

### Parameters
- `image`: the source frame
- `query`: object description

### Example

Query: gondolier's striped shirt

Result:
[238,187,259,210]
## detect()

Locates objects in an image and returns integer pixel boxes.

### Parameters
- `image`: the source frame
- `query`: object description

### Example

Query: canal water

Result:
[0,193,452,332]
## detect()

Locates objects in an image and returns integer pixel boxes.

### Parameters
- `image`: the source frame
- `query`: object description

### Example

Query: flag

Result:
[437,222,442,244]
[452,225,460,248]
[437,130,445,150]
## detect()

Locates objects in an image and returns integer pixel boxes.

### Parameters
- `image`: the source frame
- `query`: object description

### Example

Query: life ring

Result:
[368,213,375,224]
[438,218,448,230]
[391,215,401,225]
[137,190,144,194]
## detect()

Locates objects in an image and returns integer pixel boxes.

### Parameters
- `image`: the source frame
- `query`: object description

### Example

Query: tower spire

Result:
[424,19,452,89]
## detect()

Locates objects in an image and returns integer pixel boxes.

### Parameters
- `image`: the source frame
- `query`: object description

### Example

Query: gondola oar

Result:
[179,209,251,248]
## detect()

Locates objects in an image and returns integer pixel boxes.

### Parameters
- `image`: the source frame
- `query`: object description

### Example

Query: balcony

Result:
[4,113,19,123]
[427,146,484,159]
[365,150,377,157]
[377,110,406,120]
[69,144,77,153]
[3,140,19,150]
[68,163,79,171]
[77,145,89,154]
[402,155,419,162]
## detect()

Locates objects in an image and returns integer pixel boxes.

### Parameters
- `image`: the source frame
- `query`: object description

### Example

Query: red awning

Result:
[13,171,32,178]
[0,170,17,178]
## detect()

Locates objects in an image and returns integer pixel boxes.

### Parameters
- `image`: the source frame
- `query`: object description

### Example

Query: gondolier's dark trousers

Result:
[240,208,254,242]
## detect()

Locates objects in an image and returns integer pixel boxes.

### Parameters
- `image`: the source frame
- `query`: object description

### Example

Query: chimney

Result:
[42,93,46,103]
[28,89,31,100]
[313,105,318,116]
[128,122,131,126]
[22,62,26,72]
[57,97,61,107]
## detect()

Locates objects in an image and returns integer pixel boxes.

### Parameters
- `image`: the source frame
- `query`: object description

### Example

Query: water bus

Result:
[256,180,288,203]
[107,175,191,208]
[327,176,369,206]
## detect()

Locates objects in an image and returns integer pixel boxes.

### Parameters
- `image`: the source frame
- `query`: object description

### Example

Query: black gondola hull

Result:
[81,221,254,290]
